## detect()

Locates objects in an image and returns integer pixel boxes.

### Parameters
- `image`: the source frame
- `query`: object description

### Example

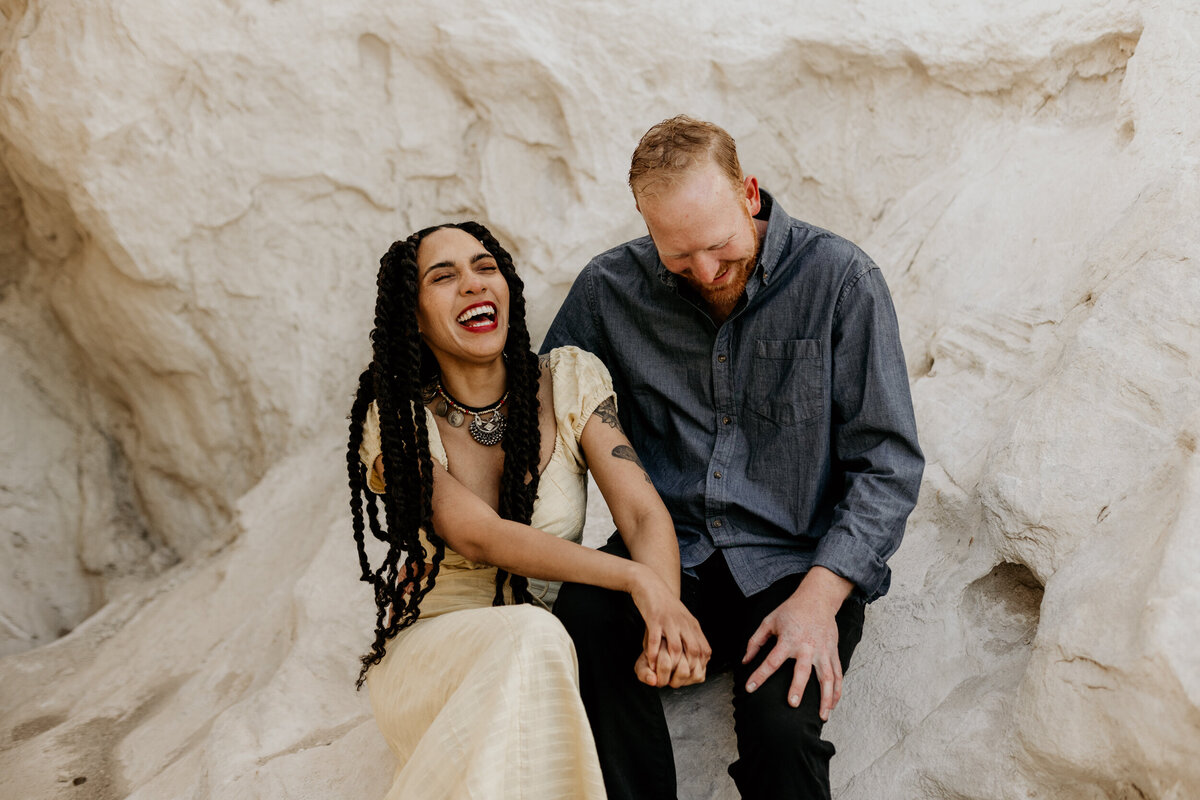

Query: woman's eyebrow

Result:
[426,252,492,271]
[421,260,454,277]
[421,251,494,277]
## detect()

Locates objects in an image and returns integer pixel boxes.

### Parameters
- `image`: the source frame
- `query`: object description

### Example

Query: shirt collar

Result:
[717,187,787,310]
[755,187,788,286]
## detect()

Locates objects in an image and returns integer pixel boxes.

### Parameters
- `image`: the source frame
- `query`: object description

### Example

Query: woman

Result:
[346,221,710,799]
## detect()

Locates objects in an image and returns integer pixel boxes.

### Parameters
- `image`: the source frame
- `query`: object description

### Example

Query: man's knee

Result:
[732,659,836,758]
[738,683,827,746]
[729,672,835,797]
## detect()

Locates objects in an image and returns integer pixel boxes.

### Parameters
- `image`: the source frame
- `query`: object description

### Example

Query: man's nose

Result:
[690,253,722,284]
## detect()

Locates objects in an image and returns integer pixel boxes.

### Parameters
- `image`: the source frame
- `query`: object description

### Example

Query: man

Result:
[541,115,923,799]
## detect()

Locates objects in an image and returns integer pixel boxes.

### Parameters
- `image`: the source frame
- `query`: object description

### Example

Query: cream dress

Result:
[358,346,611,800]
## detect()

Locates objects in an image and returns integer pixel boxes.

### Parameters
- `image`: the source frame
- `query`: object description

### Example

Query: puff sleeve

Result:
[358,401,387,494]
[358,401,449,494]
[548,346,617,472]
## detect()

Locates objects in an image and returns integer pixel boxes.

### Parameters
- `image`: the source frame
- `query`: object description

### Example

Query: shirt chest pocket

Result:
[747,338,823,425]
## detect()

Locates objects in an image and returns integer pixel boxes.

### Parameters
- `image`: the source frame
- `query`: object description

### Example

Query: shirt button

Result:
[717,354,727,363]
[712,519,723,528]
[722,416,732,425]
[714,471,722,479]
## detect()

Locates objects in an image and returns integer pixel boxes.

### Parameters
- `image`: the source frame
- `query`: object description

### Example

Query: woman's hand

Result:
[628,564,711,688]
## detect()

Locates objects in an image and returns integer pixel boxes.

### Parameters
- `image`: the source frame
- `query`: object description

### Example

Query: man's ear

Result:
[743,174,761,216]
[633,195,650,237]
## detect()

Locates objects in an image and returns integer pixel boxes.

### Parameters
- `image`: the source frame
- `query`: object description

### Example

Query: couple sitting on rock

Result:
[345,115,924,800]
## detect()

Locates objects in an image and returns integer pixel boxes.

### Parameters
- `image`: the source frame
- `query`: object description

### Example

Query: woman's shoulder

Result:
[542,345,611,384]
[541,346,614,445]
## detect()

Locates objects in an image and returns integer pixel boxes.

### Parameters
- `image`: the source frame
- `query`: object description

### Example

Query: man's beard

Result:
[685,207,760,320]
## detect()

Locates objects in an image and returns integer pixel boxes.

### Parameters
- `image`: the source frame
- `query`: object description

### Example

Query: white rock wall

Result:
[1,1,1197,798]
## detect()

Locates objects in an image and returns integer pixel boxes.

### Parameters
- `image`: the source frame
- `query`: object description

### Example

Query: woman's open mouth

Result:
[456,302,498,332]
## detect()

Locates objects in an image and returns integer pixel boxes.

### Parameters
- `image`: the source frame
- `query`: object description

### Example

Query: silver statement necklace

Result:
[432,378,508,446]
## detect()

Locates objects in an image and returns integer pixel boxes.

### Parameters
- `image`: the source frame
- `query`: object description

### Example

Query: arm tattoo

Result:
[592,396,623,432]
[612,444,653,484]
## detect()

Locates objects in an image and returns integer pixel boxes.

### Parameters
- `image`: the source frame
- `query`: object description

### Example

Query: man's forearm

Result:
[794,565,854,611]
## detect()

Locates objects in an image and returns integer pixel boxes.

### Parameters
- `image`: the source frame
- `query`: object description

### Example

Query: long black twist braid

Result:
[347,222,543,687]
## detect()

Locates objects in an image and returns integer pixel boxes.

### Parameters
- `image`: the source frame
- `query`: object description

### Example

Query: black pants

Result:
[553,533,865,800]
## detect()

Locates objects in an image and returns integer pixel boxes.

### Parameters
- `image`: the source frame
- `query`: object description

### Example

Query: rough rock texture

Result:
[1,1,1198,798]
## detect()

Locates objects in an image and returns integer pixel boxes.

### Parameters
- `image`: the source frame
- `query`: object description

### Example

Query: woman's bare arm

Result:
[428,453,708,687]
[579,397,711,688]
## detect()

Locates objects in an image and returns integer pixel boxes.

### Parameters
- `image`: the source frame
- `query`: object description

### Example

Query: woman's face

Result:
[415,227,511,368]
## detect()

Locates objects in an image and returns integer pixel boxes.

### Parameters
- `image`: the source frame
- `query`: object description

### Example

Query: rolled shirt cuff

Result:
[812,529,891,601]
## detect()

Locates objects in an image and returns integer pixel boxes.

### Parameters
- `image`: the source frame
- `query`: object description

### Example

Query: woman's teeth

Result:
[457,304,496,326]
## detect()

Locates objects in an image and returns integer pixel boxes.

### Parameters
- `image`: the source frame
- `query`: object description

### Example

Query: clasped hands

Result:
[627,569,711,689]
[632,566,853,722]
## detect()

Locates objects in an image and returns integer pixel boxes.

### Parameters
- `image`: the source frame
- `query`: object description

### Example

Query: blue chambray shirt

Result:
[541,190,923,601]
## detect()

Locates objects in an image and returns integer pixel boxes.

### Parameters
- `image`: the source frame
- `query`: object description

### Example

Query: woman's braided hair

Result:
[346,221,542,688]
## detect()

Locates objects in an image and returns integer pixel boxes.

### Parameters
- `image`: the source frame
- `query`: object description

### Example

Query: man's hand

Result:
[742,566,854,721]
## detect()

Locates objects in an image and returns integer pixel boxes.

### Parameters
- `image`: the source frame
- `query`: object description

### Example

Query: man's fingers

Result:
[811,657,833,717]
[783,654,815,708]
[687,647,708,686]
[823,653,843,715]
[668,651,693,688]
[656,634,679,687]
[744,642,790,693]
[635,652,657,687]
[742,619,774,665]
